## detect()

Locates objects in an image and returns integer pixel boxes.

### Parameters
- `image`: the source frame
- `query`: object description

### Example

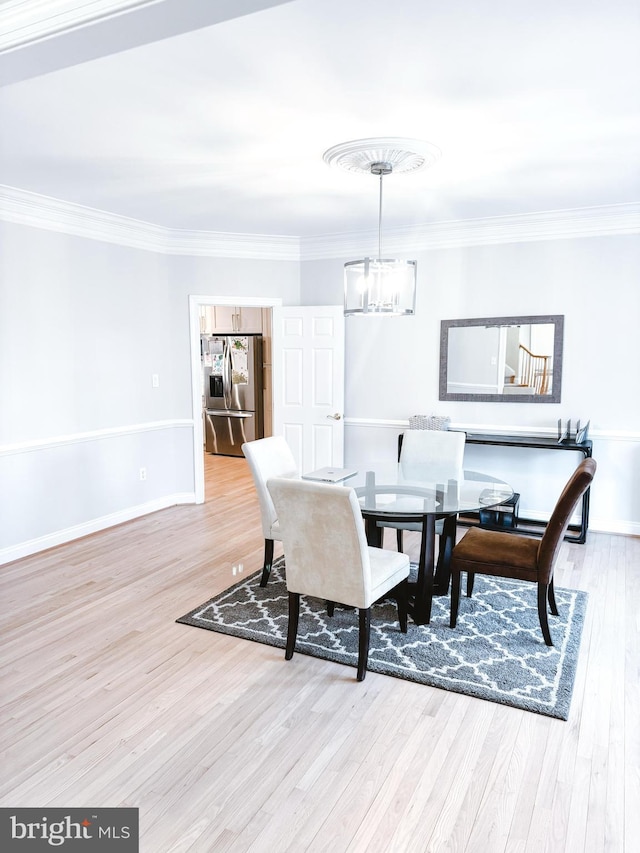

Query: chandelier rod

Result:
[378,171,383,259]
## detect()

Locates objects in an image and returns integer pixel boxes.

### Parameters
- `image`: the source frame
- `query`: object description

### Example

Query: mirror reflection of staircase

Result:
[504,344,551,394]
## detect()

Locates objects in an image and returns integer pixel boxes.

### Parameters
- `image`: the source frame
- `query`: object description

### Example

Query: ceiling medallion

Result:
[322,136,441,175]
[323,137,440,317]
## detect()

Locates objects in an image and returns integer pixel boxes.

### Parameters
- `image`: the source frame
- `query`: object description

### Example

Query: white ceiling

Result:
[1,0,638,238]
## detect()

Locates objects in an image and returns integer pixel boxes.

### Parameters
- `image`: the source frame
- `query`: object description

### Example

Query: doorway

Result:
[189,295,282,503]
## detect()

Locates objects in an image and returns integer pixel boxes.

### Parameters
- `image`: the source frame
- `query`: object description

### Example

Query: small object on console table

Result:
[575,420,590,444]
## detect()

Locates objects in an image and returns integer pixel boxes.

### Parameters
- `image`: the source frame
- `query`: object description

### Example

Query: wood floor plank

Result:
[455,707,524,852]
[1,454,638,852]
[622,534,640,853]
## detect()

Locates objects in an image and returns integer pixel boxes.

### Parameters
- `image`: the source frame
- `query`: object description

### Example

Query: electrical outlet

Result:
[152,374,159,388]
[139,468,147,481]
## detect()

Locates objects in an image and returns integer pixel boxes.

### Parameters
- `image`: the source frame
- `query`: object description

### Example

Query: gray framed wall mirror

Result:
[439,315,564,403]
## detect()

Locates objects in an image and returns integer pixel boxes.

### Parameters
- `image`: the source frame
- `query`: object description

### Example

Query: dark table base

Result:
[364,513,456,625]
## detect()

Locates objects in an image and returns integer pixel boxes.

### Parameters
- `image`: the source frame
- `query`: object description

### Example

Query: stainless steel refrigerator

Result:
[202,334,264,456]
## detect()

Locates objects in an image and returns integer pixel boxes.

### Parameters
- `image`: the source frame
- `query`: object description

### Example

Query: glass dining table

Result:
[348,462,514,625]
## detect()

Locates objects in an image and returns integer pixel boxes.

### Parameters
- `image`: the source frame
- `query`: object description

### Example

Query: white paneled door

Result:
[272,306,345,473]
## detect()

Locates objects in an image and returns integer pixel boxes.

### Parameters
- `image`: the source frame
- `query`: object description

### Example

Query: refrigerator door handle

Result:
[207,410,253,419]
[224,338,232,408]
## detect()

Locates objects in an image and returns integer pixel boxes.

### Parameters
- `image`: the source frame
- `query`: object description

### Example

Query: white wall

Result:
[2,217,637,563]
[300,234,640,534]
[0,220,300,562]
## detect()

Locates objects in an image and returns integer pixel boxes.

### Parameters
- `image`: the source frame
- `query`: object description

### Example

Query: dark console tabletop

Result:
[466,433,592,457]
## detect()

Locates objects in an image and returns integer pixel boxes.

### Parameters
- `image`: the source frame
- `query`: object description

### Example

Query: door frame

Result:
[189,294,282,503]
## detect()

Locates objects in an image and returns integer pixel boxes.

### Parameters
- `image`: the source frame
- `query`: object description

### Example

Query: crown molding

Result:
[0,184,169,250]
[0,0,160,52]
[0,185,301,259]
[1,185,638,261]
[166,228,301,261]
[300,203,640,260]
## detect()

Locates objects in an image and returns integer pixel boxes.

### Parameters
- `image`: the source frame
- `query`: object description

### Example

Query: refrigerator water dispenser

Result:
[210,375,224,398]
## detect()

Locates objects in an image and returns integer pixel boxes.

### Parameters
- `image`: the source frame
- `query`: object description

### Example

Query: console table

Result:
[462,433,593,543]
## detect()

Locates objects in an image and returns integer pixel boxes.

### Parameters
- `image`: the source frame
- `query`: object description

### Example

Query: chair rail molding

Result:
[0,419,193,457]
[343,418,640,538]
[343,417,640,443]
[0,418,197,565]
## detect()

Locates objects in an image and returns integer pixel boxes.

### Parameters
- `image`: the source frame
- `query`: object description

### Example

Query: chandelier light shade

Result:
[323,138,440,317]
[344,257,417,315]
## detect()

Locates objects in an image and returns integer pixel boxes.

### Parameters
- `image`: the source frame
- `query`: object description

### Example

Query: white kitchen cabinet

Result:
[201,305,263,333]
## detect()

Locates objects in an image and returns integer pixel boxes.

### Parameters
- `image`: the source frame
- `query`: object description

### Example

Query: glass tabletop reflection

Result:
[350,463,514,519]
[347,462,514,625]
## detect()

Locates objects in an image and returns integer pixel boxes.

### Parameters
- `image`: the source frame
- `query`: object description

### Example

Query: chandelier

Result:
[323,137,440,316]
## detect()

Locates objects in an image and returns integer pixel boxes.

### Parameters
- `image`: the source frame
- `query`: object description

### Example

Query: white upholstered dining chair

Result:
[380,429,466,570]
[267,476,410,681]
[242,436,298,587]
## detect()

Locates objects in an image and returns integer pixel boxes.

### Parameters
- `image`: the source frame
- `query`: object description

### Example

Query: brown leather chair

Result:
[449,458,596,645]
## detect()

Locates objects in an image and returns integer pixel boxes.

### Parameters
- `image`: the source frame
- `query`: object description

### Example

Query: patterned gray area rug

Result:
[177,557,587,719]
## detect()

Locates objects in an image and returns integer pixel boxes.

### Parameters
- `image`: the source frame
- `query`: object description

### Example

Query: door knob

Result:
[327,413,342,420]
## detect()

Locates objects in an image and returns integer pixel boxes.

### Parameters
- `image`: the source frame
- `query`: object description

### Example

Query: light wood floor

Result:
[1,454,638,852]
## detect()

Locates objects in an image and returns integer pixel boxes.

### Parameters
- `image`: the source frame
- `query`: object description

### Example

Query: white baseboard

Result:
[587,518,640,537]
[484,509,640,538]
[0,492,196,566]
